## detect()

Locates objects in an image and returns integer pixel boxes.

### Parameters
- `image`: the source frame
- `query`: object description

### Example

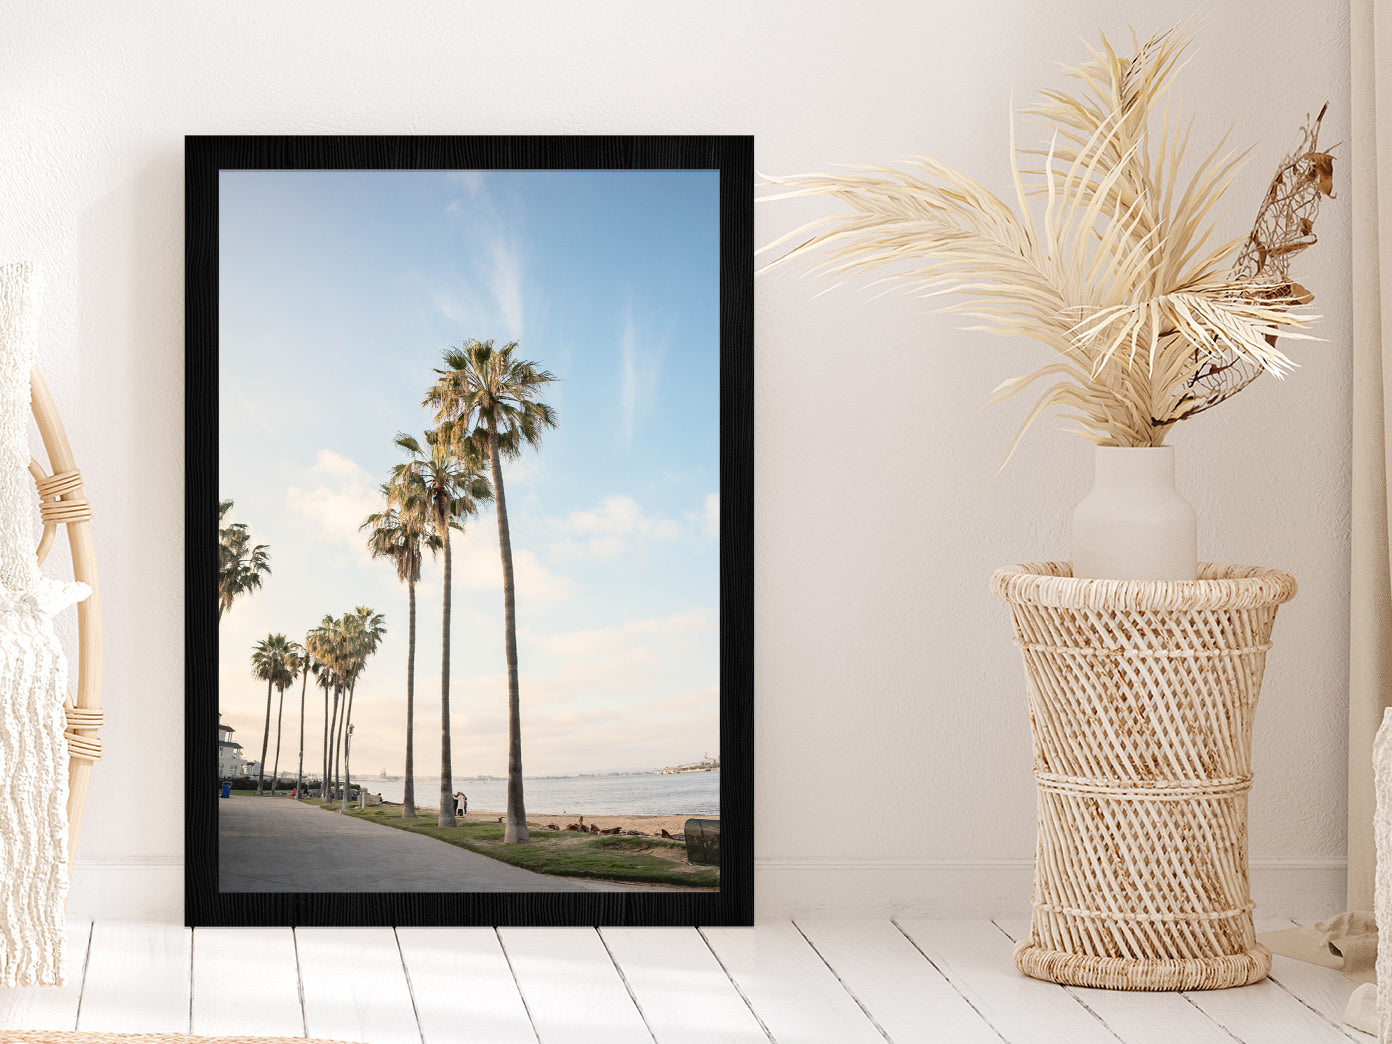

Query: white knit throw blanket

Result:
[0,262,88,987]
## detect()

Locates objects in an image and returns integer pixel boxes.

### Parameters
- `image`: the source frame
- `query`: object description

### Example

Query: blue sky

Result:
[217,169,720,784]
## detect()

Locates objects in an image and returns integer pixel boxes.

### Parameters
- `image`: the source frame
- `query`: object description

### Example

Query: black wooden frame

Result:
[184,135,753,926]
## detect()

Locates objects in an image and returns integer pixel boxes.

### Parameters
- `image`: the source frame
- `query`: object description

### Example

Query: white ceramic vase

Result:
[1071,445,1198,581]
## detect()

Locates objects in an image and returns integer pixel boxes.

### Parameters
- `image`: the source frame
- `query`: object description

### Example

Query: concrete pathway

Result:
[218,795,645,892]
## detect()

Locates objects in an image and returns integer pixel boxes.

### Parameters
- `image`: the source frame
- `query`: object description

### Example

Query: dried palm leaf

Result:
[1180,104,1336,417]
[761,25,1331,460]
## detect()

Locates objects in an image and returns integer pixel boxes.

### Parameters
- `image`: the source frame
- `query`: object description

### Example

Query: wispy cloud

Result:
[698,493,718,541]
[437,174,527,340]
[488,236,525,341]
[284,450,381,558]
[621,305,638,443]
[422,237,524,340]
[618,300,664,446]
[542,608,713,663]
[489,684,718,779]
[549,494,684,560]
[443,171,487,200]
[431,284,471,325]
[413,676,719,779]
[449,524,574,603]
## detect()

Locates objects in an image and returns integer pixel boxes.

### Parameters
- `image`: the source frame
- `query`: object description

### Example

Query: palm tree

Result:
[338,607,387,810]
[391,429,492,827]
[294,644,314,800]
[426,339,556,843]
[329,615,356,801]
[311,658,336,800]
[305,610,386,805]
[219,500,270,620]
[324,621,352,800]
[269,641,304,796]
[306,616,344,800]
[362,489,440,819]
[250,634,295,796]
[324,616,351,798]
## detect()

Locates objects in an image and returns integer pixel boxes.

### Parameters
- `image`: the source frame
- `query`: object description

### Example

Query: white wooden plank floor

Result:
[0,920,1371,1043]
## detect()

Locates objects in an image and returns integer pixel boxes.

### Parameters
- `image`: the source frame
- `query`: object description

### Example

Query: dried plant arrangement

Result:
[761,26,1335,462]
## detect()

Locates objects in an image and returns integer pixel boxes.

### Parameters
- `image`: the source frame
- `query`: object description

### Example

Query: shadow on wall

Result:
[75,149,185,865]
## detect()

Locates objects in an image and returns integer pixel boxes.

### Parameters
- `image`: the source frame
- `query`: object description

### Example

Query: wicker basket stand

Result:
[990,562,1297,991]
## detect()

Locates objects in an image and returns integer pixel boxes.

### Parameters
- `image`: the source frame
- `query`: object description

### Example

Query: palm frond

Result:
[762,24,1329,452]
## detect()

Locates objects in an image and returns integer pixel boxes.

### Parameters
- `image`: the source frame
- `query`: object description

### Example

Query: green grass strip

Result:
[300,799,719,888]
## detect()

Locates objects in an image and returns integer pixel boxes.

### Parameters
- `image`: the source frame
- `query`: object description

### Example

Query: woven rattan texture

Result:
[991,562,1297,990]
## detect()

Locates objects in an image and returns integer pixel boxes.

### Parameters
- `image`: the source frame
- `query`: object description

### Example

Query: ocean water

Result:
[357,770,719,817]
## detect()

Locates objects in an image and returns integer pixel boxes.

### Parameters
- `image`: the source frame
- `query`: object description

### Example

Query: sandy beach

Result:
[398,805,710,837]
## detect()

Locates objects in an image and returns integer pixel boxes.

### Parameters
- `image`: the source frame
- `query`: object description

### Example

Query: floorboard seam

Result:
[1264,972,1364,1042]
[595,929,657,1044]
[493,928,541,1043]
[990,919,1127,1044]
[889,920,1008,1044]
[187,928,195,1035]
[1177,992,1245,1043]
[71,921,94,1033]
[695,927,775,1043]
[390,928,427,1044]
[986,920,1017,945]
[1262,912,1344,1039]
[789,921,892,1042]
[292,928,308,1040]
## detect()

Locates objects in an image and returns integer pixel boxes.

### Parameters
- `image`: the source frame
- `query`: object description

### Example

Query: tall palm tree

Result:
[337,607,386,810]
[306,616,344,800]
[311,658,336,800]
[362,488,440,819]
[269,641,304,796]
[218,500,270,620]
[426,339,556,843]
[305,610,386,804]
[329,616,356,800]
[294,644,315,800]
[250,634,295,796]
[391,428,492,827]
[325,622,352,800]
[325,615,353,798]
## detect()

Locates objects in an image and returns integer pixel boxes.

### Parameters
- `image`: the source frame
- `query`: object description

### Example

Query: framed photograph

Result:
[185,135,752,926]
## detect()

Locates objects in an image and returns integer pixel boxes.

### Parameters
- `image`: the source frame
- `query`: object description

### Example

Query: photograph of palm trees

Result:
[186,136,753,926]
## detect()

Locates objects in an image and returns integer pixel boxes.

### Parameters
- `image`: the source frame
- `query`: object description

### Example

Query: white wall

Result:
[2,0,1352,921]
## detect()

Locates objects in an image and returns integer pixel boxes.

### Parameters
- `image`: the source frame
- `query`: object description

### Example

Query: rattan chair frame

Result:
[27,364,101,875]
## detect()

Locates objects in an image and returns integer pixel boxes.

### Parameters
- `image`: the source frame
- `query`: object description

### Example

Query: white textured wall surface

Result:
[2,0,1352,919]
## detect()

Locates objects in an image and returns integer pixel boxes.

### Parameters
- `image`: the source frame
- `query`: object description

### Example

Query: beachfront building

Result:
[217,716,252,778]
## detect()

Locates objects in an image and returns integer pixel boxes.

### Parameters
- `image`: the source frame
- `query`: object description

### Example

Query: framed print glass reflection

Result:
[185,136,752,926]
